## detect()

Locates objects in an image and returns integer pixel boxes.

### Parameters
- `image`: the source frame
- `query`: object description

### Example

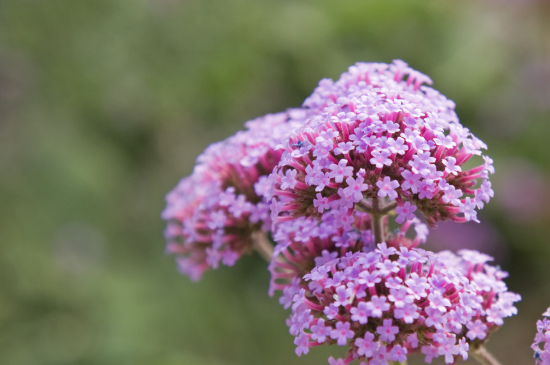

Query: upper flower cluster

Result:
[283,246,519,364]
[265,60,494,228]
[162,112,302,280]
[533,307,550,365]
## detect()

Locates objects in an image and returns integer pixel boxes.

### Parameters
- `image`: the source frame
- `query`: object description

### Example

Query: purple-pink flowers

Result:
[268,210,429,300]
[282,246,519,365]
[162,59,526,365]
[533,308,550,364]
[162,112,301,280]
[264,60,494,229]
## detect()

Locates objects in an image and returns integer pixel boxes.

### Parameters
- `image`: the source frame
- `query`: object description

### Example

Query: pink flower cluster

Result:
[269,212,374,298]
[269,213,428,297]
[162,112,302,280]
[284,245,519,364]
[533,308,550,365]
[265,60,494,227]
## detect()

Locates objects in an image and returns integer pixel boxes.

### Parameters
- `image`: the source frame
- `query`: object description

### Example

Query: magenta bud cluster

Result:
[264,60,494,227]
[284,245,519,364]
[162,112,302,280]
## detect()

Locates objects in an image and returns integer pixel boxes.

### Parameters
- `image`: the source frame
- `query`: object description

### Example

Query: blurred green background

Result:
[0,0,549,364]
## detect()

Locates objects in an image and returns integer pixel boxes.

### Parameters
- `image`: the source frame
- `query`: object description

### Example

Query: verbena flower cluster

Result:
[162,112,302,280]
[533,308,550,364]
[163,60,525,365]
[284,246,519,364]
[264,60,494,227]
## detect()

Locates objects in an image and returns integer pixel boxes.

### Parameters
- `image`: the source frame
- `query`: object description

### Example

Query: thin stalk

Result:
[472,346,502,365]
[371,197,385,244]
[252,231,274,262]
[379,200,398,214]
[356,199,373,214]
[357,199,398,216]
[360,197,398,244]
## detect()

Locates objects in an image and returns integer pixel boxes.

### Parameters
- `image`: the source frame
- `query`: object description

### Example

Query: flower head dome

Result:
[265,60,494,229]
[162,112,302,280]
[283,247,519,364]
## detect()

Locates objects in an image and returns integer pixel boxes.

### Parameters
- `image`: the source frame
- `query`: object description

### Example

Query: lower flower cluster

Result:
[269,211,428,298]
[282,246,519,364]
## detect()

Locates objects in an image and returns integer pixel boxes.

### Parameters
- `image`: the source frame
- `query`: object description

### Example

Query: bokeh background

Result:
[1,0,549,364]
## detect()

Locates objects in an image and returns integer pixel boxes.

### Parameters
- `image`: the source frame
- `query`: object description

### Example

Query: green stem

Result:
[379,200,398,214]
[356,199,373,213]
[472,346,502,365]
[371,206,384,245]
[364,197,398,244]
[252,231,273,262]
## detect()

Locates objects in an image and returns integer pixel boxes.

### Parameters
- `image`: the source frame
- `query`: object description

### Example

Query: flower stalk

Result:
[252,231,274,262]
[371,198,385,245]
[359,197,398,244]
[472,346,502,365]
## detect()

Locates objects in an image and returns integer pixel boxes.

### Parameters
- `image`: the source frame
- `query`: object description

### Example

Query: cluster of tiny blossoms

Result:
[533,308,550,364]
[269,213,428,297]
[284,245,519,364]
[265,60,494,227]
[269,211,374,298]
[162,112,302,280]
